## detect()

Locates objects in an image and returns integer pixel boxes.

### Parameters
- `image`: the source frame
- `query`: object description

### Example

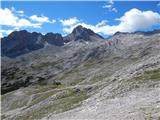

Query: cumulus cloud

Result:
[16,19,41,28]
[115,8,160,32]
[96,20,108,27]
[0,7,56,27]
[102,0,117,13]
[60,17,80,26]
[61,20,113,35]
[62,9,160,36]
[0,8,18,26]
[0,7,56,37]
[0,8,41,28]
[29,15,56,23]
[62,21,113,35]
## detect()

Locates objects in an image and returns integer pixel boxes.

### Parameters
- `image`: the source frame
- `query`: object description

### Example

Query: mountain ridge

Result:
[1,25,105,58]
[1,25,160,120]
[2,25,160,58]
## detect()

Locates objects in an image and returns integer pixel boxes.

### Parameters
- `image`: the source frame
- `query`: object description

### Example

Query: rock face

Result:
[63,25,104,42]
[1,27,160,120]
[1,25,104,58]
[44,33,64,46]
[1,30,44,58]
[1,31,64,58]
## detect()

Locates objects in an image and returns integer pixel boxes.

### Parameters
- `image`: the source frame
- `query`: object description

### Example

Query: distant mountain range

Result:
[2,25,159,58]
[1,25,104,58]
[1,26,160,120]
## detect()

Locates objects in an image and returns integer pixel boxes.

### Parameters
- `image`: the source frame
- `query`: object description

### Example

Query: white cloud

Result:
[102,5,112,9]
[5,30,14,35]
[62,9,160,36]
[0,8,18,26]
[0,29,14,38]
[17,10,24,14]
[52,19,56,23]
[11,6,15,11]
[111,8,117,13]
[0,7,56,37]
[16,19,41,28]
[13,27,20,30]
[0,8,41,28]
[60,17,80,26]
[108,0,114,5]
[29,15,54,23]
[96,20,108,27]
[62,21,111,35]
[0,7,56,28]
[11,6,24,16]
[0,33,3,38]
[102,0,117,13]
[116,8,160,32]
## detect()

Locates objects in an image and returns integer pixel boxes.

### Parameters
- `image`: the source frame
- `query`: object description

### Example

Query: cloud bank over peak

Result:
[60,17,80,26]
[61,8,160,36]
[0,6,159,38]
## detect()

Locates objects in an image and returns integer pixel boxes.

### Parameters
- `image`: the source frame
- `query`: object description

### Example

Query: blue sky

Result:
[0,1,160,37]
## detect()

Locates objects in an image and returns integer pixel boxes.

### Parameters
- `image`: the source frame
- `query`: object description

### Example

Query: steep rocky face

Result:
[1,30,43,57]
[44,33,64,46]
[1,26,104,58]
[63,25,104,42]
[1,31,64,58]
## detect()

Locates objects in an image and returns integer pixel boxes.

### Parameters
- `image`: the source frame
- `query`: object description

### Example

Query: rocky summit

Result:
[1,25,103,58]
[1,26,160,120]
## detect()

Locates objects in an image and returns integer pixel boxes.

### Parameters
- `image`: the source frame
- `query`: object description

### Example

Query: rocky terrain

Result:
[1,26,160,120]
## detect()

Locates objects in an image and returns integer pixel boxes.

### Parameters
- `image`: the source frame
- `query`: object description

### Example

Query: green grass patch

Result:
[28,90,60,107]
[2,93,29,112]
[26,84,64,95]
[9,99,28,110]
[16,89,89,120]
[134,68,160,81]
[2,67,26,81]
[80,74,109,85]
[89,75,107,84]
[31,61,58,70]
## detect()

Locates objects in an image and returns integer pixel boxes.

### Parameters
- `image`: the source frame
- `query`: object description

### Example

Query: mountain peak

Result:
[1,30,64,58]
[73,25,83,31]
[64,25,104,42]
[72,25,94,35]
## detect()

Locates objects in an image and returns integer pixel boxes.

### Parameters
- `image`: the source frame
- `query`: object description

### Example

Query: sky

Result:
[0,1,160,37]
